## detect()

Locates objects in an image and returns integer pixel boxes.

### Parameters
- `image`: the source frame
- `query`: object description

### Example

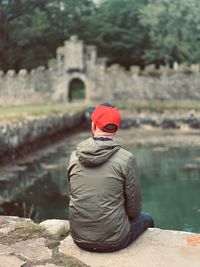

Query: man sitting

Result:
[67,103,154,252]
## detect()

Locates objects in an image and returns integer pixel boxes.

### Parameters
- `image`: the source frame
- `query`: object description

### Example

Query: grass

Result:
[115,100,200,112]
[0,103,87,121]
[52,252,89,267]
[0,221,50,245]
[0,221,68,246]
[0,100,199,122]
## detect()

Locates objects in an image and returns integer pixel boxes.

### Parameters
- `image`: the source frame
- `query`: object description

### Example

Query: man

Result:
[67,103,154,252]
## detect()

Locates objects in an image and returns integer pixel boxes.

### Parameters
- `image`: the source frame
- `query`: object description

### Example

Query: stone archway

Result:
[68,78,86,102]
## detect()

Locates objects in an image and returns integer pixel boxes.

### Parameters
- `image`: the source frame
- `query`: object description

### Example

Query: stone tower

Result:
[54,35,112,103]
[64,36,85,72]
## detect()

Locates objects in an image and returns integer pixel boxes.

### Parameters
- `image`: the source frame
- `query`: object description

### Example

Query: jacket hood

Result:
[76,137,120,167]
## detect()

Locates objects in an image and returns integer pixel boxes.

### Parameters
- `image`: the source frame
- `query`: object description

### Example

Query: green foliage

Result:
[81,0,148,68]
[140,0,200,66]
[0,0,200,70]
[0,0,95,70]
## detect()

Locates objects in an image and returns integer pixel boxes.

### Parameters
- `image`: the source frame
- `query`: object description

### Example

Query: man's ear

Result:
[91,121,96,132]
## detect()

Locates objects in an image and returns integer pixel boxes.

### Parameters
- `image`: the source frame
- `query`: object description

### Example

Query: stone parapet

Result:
[0,111,84,163]
[59,228,200,267]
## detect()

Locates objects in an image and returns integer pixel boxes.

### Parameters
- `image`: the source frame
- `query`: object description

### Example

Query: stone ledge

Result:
[59,228,200,267]
[0,216,200,267]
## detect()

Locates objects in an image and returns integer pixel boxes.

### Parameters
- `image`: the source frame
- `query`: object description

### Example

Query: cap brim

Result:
[87,107,95,117]
[100,103,113,107]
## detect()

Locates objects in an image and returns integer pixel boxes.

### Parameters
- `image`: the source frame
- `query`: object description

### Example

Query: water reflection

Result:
[132,146,200,233]
[0,131,199,233]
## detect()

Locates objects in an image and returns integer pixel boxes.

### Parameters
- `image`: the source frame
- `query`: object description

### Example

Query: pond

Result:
[0,129,200,233]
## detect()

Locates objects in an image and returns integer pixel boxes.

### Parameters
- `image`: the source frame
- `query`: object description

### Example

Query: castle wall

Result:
[0,36,200,105]
[0,67,56,105]
[104,70,200,101]
[85,63,200,102]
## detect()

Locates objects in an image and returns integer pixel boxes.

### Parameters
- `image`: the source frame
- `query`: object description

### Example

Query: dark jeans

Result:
[75,212,154,253]
[122,212,155,249]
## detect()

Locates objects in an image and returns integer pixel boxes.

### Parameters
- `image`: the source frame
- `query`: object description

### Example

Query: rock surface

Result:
[59,228,200,267]
[0,216,31,234]
[34,265,58,267]
[39,219,70,235]
[0,216,87,267]
[0,216,200,267]
[120,110,200,129]
[10,238,52,261]
[0,255,25,267]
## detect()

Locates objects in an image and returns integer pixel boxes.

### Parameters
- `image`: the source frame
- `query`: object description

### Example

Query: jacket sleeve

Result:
[67,150,77,181]
[124,156,142,219]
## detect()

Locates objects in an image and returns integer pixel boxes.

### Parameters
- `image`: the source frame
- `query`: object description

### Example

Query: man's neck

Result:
[93,131,114,139]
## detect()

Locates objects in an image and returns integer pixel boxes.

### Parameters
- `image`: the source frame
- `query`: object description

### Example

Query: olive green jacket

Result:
[67,137,141,250]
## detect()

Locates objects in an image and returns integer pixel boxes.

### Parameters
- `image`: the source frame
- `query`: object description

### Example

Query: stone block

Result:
[0,244,10,255]
[144,64,155,72]
[0,255,25,267]
[191,64,200,73]
[6,70,15,77]
[10,238,52,261]
[130,65,140,75]
[33,265,57,267]
[18,69,28,76]
[39,219,70,235]
[0,70,4,77]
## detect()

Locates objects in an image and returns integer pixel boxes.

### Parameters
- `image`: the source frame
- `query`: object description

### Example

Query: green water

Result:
[128,146,200,233]
[0,132,199,233]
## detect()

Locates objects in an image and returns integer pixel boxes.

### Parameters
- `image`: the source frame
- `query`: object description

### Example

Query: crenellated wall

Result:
[0,36,200,104]
[0,67,56,105]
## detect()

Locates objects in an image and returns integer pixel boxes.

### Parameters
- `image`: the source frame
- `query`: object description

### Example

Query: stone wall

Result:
[1,109,200,164]
[0,36,200,104]
[121,109,200,128]
[94,67,200,102]
[0,67,55,105]
[0,111,84,163]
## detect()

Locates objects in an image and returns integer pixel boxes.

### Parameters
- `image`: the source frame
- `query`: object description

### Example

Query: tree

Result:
[140,0,200,66]
[80,0,149,69]
[1,0,199,71]
[0,0,95,71]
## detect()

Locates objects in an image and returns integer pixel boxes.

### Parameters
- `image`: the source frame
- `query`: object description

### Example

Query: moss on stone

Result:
[0,221,50,245]
[52,251,89,267]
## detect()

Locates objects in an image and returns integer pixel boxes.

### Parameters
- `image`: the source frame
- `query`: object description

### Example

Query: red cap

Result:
[91,105,121,133]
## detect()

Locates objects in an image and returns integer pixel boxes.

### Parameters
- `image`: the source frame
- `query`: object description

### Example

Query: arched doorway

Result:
[68,78,86,102]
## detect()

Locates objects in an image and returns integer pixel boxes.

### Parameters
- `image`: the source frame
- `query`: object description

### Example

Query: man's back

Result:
[68,137,141,250]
